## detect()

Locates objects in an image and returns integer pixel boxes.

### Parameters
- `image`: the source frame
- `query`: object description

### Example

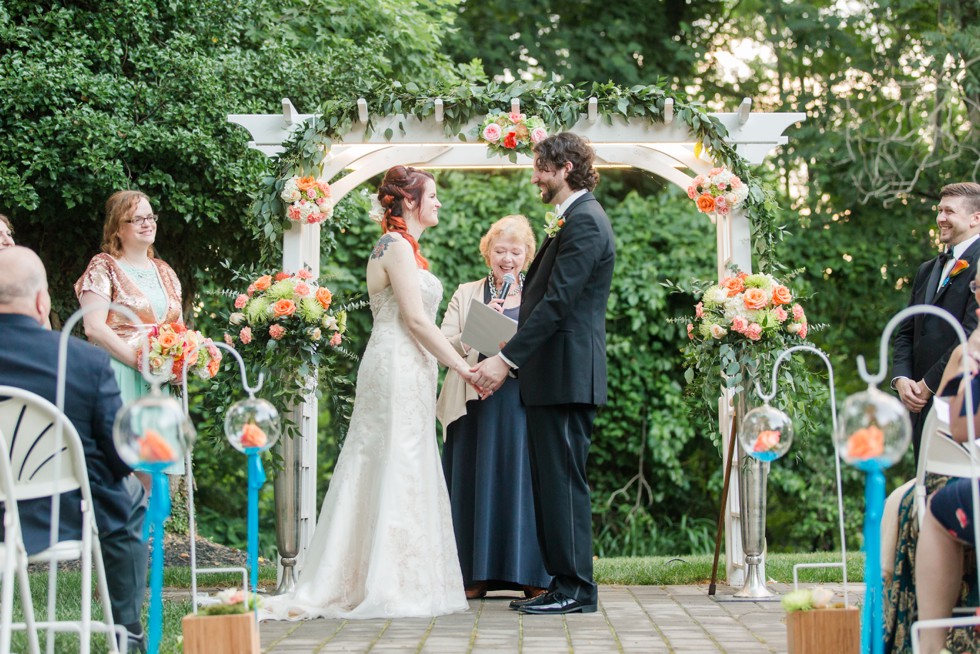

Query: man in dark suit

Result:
[472,133,615,614]
[0,246,148,652]
[892,182,980,461]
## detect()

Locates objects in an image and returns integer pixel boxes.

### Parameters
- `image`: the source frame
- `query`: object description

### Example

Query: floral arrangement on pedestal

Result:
[673,268,821,426]
[222,268,352,438]
[280,176,333,224]
[140,322,221,384]
[477,110,547,162]
[200,588,261,616]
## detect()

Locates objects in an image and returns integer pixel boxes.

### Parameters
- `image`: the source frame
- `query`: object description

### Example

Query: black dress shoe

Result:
[509,590,554,610]
[518,591,597,615]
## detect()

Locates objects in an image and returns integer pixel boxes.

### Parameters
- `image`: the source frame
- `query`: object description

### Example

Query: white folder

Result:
[460,298,518,357]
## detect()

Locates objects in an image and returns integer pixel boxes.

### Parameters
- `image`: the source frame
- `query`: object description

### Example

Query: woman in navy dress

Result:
[437,214,552,600]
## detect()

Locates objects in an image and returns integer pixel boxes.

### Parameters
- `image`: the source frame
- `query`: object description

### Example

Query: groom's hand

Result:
[471,355,510,396]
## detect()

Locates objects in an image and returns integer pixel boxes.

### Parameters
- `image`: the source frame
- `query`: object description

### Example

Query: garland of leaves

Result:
[246,79,788,272]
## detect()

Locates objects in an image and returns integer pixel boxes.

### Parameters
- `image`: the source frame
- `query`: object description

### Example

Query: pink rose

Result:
[330,332,342,346]
[687,323,694,340]
[792,303,805,321]
[731,316,748,333]
[223,333,234,346]
[269,325,285,340]
[687,185,698,200]
[745,323,763,340]
[709,167,724,176]
[296,268,314,280]
[482,123,502,142]
[239,326,253,345]
[306,189,318,200]
[287,205,301,221]
[234,294,248,309]
[247,283,256,297]
[294,282,311,297]
[530,127,547,143]
[730,176,742,189]
[714,196,729,215]
[798,322,808,339]
[509,111,524,124]
[695,302,704,318]
[773,307,788,322]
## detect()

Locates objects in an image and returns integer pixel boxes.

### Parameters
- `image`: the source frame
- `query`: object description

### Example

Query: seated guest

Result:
[0,213,14,249]
[0,246,148,653]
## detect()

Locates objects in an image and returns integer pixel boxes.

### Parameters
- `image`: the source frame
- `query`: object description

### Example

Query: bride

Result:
[261,166,477,620]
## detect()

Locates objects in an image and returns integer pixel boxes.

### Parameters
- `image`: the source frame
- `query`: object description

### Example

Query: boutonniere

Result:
[942,259,971,289]
[543,211,565,238]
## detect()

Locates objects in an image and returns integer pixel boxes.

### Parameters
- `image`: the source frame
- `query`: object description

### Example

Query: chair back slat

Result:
[0,391,84,501]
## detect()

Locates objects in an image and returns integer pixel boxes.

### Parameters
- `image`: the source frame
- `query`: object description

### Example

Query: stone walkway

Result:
[258,583,863,653]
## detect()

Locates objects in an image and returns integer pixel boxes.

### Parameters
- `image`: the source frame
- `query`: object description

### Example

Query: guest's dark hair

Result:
[940,182,980,214]
[377,166,435,270]
[532,132,599,192]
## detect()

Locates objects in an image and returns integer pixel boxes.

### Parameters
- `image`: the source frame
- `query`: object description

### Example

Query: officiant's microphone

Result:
[499,273,516,299]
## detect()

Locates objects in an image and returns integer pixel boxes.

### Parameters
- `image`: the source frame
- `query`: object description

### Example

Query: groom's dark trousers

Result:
[501,191,615,603]
[0,312,148,629]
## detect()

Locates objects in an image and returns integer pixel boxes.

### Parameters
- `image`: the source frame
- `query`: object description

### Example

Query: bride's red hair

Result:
[376,166,433,270]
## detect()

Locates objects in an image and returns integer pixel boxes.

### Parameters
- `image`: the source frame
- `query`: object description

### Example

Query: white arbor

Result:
[229,96,805,587]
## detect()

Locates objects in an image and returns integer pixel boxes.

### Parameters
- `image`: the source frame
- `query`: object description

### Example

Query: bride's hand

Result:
[460,369,487,396]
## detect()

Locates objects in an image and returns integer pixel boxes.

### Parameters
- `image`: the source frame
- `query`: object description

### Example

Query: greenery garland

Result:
[246,79,788,272]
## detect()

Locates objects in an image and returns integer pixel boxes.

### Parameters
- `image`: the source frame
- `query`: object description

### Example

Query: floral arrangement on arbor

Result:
[140,322,221,384]
[687,167,749,218]
[477,110,547,161]
[677,269,818,421]
[280,176,333,224]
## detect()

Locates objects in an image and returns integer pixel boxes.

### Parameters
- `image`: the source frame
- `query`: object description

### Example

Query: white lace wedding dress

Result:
[260,269,467,620]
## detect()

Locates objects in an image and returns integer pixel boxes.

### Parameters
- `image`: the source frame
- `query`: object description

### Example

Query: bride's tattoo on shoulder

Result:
[371,234,397,260]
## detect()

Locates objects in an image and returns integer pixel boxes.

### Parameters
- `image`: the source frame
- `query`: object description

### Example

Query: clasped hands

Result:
[895,377,933,414]
[467,354,510,399]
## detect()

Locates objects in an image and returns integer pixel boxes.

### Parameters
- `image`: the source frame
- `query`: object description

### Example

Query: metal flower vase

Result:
[734,387,775,599]
[272,403,302,595]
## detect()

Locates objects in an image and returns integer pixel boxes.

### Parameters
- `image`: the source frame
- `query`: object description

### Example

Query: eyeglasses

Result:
[125,215,158,226]
[971,280,978,293]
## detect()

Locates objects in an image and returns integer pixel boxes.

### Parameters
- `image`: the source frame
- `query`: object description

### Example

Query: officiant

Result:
[436,214,552,600]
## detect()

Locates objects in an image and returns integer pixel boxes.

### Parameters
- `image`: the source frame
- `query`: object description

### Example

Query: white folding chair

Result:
[0,428,41,654]
[911,397,980,652]
[0,387,122,654]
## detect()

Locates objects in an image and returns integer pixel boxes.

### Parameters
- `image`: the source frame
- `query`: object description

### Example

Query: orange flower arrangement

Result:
[140,322,221,384]
[846,425,885,460]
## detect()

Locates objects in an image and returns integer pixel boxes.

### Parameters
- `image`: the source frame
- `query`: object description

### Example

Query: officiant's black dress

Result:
[442,305,552,591]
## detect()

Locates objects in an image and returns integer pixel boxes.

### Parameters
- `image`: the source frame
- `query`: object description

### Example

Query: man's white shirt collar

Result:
[950,234,980,260]
[555,189,587,217]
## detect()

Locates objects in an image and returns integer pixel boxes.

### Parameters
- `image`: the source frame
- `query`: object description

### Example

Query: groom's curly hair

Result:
[532,132,599,192]
[377,165,435,270]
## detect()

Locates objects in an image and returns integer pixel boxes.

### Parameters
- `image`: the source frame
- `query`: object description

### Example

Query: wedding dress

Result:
[260,269,467,620]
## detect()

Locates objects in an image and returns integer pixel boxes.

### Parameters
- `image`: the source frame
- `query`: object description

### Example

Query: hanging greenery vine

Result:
[246,79,790,273]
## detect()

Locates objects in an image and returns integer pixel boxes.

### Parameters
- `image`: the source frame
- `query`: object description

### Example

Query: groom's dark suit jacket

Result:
[0,313,132,554]
[502,192,616,405]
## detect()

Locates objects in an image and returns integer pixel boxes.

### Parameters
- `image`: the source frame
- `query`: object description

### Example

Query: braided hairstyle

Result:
[376,165,434,270]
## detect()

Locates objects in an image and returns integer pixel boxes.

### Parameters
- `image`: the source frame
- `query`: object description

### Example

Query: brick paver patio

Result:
[258,583,863,653]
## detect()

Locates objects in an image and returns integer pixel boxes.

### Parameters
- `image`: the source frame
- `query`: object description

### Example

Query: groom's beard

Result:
[539,180,560,204]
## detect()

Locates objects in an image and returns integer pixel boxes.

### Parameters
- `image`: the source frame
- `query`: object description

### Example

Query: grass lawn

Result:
[9,552,862,652]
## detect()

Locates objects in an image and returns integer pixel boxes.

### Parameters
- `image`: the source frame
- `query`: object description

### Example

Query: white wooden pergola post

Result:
[229,97,803,587]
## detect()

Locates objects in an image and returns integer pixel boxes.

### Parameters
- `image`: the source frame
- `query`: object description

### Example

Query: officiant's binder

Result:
[461,299,517,357]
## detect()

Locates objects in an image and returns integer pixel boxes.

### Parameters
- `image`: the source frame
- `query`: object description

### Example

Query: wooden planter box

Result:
[182,612,260,654]
[786,607,860,654]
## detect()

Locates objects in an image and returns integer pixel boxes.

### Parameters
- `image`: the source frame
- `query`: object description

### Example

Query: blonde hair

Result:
[479,215,537,269]
[101,190,155,258]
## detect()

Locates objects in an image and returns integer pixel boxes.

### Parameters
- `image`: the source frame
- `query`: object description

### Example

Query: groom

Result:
[472,132,615,614]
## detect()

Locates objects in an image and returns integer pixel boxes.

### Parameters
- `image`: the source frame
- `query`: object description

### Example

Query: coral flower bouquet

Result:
[680,269,812,409]
[280,176,334,225]
[141,321,221,384]
[477,110,547,161]
[687,166,750,219]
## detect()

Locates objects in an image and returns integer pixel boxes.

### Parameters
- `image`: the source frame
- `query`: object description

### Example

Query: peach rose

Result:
[773,307,788,322]
[239,326,252,344]
[753,430,781,452]
[274,271,290,281]
[240,423,268,449]
[316,287,333,310]
[294,282,311,297]
[792,303,805,321]
[295,176,317,192]
[846,425,884,460]
[157,331,179,350]
[799,322,808,339]
[772,285,792,306]
[745,323,763,340]
[234,294,248,309]
[330,332,342,346]
[246,283,256,297]
[695,302,704,318]
[687,323,694,340]
[223,333,234,346]
[696,193,716,213]
[743,288,768,310]
[296,268,314,280]
[254,275,272,291]
[272,299,296,318]
[722,276,745,297]
[731,316,748,333]
[710,324,727,339]
[269,324,286,340]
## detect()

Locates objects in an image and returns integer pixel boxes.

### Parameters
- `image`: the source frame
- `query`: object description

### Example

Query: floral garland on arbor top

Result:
[244,79,787,274]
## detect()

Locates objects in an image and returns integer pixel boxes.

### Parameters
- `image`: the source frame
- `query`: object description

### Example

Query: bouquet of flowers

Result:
[477,110,547,161]
[224,268,347,354]
[280,176,334,225]
[141,322,222,384]
[200,588,261,616]
[687,166,750,217]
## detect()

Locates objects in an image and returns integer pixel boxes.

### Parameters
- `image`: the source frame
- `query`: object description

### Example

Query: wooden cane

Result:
[708,408,738,596]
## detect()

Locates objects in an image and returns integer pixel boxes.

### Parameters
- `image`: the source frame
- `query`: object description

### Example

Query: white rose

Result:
[786,323,802,334]
[229,312,245,325]
[810,588,834,609]
[710,324,728,339]
[280,179,301,203]
[706,287,729,304]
